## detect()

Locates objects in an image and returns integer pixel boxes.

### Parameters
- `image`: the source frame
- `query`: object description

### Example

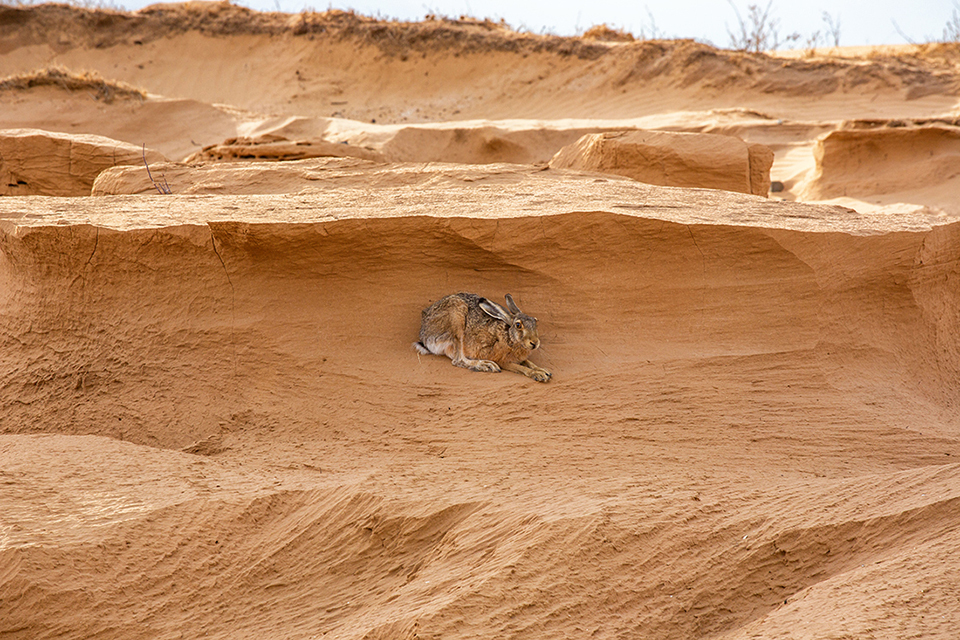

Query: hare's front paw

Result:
[530,368,552,383]
[470,360,502,373]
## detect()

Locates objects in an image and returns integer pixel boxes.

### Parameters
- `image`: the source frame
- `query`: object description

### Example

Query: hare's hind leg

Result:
[458,359,501,373]
[502,361,551,383]
[452,350,501,373]
[450,338,500,373]
[419,331,500,372]
[435,314,498,373]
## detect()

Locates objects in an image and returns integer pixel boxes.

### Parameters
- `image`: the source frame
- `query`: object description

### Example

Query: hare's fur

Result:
[414,292,552,383]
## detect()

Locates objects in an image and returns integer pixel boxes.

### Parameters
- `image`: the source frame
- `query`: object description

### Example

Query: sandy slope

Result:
[2,4,960,639]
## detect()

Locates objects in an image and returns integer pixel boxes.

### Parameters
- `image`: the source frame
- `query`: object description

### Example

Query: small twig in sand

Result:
[891,19,919,45]
[142,143,171,195]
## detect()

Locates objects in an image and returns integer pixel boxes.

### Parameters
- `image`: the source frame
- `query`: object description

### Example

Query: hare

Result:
[414,293,552,383]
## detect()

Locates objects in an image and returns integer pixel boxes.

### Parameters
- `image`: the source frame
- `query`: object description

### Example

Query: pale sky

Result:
[119,0,958,47]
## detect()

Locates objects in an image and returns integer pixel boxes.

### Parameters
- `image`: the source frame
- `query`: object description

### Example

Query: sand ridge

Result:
[2,3,960,639]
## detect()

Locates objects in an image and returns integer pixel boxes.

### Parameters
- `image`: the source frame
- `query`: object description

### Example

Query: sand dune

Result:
[2,3,960,639]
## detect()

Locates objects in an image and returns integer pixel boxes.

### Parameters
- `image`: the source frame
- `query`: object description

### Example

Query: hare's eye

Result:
[515,321,522,329]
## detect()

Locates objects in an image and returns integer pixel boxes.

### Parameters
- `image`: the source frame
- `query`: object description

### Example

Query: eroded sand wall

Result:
[3,208,960,638]
[3,211,958,451]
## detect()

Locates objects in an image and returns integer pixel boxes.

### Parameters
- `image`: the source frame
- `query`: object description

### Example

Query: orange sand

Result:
[1,4,960,639]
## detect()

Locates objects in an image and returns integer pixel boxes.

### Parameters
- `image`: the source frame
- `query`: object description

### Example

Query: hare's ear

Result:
[504,294,521,315]
[480,297,511,322]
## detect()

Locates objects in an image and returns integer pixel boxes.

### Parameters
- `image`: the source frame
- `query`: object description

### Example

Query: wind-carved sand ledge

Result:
[3,167,959,432]
[0,165,955,233]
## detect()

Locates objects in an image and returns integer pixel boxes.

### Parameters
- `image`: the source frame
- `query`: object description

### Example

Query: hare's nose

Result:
[531,341,539,350]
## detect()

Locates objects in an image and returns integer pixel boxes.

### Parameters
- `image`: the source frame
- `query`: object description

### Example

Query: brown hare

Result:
[414,292,552,383]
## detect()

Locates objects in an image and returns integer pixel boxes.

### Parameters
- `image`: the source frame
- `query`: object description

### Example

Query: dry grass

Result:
[0,0,122,9]
[581,24,635,43]
[0,66,145,102]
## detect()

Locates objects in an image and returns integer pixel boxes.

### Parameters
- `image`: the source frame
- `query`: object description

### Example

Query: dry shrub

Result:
[0,66,145,102]
[582,24,635,43]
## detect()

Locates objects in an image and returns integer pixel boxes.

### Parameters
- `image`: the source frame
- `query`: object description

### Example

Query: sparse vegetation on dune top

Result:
[0,1,617,59]
[0,66,146,102]
[1,0,960,104]
[2,0,960,65]
[581,24,635,43]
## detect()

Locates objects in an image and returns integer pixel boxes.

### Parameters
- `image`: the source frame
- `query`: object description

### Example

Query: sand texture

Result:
[2,4,960,639]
